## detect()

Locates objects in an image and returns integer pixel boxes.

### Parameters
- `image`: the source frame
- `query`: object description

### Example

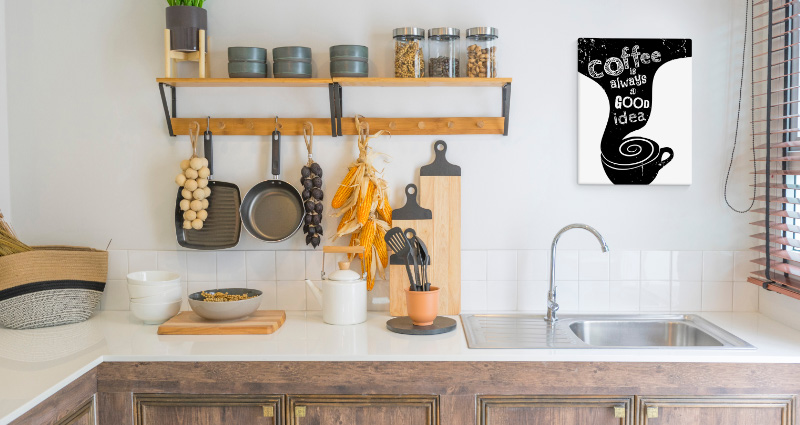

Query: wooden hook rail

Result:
[170,117,504,136]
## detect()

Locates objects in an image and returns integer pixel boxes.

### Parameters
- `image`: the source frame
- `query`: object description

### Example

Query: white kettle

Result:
[305,246,367,325]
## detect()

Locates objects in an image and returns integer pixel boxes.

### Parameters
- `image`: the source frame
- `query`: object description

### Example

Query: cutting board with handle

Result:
[157,310,286,335]
[419,140,461,315]
[389,184,433,316]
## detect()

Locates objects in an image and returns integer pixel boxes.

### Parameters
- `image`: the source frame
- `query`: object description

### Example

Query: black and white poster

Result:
[578,38,692,185]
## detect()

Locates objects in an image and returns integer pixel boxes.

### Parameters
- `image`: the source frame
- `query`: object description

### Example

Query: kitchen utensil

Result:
[386,316,457,335]
[405,286,439,326]
[404,228,422,291]
[385,226,415,289]
[175,118,242,250]
[330,46,369,77]
[240,119,304,242]
[388,184,433,315]
[273,46,312,78]
[228,47,267,62]
[157,310,286,335]
[228,61,268,78]
[420,140,461,314]
[305,246,367,325]
[187,288,263,321]
[414,235,431,291]
[130,299,181,325]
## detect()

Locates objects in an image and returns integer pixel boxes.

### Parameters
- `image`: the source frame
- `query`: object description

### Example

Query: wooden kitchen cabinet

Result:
[287,395,439,425]
[57,398,96,425]
[132,394,283,425]
[478,396,633,425]
[637,396,795,425]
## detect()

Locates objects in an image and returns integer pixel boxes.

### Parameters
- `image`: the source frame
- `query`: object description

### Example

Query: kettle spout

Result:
[305,279,323,307]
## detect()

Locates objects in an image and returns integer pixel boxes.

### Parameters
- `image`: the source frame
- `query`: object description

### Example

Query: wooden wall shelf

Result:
[157,77,511,137]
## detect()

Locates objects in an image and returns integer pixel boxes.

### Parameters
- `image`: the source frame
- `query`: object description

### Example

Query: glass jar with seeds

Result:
[427,27,460,78]
[393,27,425,78]
[466,27,498,78]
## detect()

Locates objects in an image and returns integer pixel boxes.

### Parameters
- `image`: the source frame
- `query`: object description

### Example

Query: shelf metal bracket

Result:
[502,82,511,136]
[158,82,177,137]
[328,83,338,137]
[336,83,343,136]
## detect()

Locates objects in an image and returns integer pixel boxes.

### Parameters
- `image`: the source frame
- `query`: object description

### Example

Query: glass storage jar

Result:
[466,27,498,78]
[427,27,461,77]
[393,27,425,78]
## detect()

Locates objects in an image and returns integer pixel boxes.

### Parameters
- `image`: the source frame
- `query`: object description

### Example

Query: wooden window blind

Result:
[748,0,800,300]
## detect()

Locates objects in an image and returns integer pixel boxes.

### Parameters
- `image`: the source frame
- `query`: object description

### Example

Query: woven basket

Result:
[0,246,108,329]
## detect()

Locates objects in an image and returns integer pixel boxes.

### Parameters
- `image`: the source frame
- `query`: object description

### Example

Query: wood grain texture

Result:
[339,117,504,136]
[97,392,132,425]
[157,310,286,335]
[57,398,96,425]
[171,118,333,137]
[334,77,512,87]
[157,78,332,87]
[287,395,438,425]
[419,175,461,315]
[389,217,434,316]
[11,368,97,425]
[134,394,282,425]
[638,396,795,425]
[479,396,633,425]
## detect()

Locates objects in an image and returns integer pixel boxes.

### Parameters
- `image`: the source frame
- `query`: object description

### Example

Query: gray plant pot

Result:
[165,6,207,52]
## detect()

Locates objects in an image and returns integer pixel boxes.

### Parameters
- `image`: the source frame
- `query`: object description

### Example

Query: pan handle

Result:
[271,129,281,178]
[204,117,213,179]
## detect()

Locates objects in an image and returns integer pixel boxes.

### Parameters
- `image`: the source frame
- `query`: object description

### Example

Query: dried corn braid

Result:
[375,226,388,268]
[363,245,375,290]
[376,195,392,226]
[357,181,375,225]
[331,166,359,209]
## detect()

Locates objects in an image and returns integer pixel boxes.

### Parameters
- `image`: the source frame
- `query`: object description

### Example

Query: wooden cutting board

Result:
[419,140,461,315]
[157,310,286,335]
[389,184,433,316]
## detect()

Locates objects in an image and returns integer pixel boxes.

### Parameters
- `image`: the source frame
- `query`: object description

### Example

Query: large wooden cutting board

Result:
[419,141,461,315]
[157,310,286,335]
[389,184,433,316]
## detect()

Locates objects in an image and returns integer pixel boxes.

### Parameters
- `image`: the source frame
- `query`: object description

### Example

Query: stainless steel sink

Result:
[460,314,754,349]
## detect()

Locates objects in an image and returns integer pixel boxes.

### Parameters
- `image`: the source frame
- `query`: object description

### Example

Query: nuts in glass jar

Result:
[428,56,459,77]
[395,40,425,78]
[467,44,496,78]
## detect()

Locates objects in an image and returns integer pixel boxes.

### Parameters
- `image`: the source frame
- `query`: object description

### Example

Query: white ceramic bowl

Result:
[127,271,181,286]
[129,292,182,304]
[130,299,181,325]
[127,283,182,300]
[188,288,262,321]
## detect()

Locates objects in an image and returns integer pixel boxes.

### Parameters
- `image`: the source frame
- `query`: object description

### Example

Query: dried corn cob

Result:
[337,207,356,233]
[363,244,375,290]
[357,181,375,225]
[360,219,377,256]
[376,226,388,268]
[332,166,359,209]
[376,195,392,226]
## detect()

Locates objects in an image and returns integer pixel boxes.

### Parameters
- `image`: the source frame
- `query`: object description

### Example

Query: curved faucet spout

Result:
[545,224,609,324]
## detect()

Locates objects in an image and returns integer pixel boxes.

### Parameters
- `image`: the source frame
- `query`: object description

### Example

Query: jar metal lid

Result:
[393,27,425,38]
[466,27,499,38]
[428,27,460,38]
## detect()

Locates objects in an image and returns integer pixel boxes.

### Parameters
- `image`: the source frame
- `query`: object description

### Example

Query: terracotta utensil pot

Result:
[405,286,439,326]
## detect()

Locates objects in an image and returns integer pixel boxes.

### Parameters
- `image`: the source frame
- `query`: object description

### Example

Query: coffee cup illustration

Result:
[601,137,673,185]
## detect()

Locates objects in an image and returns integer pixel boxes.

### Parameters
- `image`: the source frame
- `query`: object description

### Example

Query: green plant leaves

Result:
[165,0,207,7]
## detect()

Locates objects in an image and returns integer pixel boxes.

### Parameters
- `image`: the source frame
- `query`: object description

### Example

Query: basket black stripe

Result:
[0,280,105,302]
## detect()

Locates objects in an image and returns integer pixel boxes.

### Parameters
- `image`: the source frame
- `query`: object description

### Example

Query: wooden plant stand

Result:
[164,29,208,78]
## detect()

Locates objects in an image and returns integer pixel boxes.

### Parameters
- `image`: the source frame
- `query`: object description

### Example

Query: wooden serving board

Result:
[419,141,461,315]
[389,184,433,316]
[157,310,286,335]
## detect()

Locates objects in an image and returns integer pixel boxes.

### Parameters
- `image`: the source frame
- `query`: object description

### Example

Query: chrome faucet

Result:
[545,224,609,324]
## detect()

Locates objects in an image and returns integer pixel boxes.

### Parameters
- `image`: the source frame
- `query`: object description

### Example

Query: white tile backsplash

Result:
[578,251,610,281]
[100,280,129,311]
[488,251,517,281]
[99,249,748,314]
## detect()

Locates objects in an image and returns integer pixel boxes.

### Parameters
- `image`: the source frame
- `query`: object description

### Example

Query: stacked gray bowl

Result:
[330,45,368,78]
[273,46,312,78]
[228,47,268,78]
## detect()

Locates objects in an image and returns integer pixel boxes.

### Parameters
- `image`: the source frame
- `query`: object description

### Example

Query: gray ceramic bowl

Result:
[228,47,267,63]
[188,288,263,320]
[330,60,368,77]
[273,60,312,78]
[228,61,268,78]
[273,46,312,62]
[330,45,368,60]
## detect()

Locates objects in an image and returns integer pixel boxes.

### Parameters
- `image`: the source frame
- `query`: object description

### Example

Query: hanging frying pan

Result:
[240,120,304,242]
[175,117,242,249]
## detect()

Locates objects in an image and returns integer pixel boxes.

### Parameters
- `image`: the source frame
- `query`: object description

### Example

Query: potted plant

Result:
[165,0,208,53]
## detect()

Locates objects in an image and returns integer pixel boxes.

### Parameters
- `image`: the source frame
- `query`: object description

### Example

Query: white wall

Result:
[4,0,752,253]
[0,0,10,220]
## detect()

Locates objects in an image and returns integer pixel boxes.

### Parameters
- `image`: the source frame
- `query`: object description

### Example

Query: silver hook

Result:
[206,116,211,130]
[275,116,279,131]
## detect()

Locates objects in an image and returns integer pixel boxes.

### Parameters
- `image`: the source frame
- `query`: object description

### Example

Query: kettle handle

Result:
[321,246,366,279]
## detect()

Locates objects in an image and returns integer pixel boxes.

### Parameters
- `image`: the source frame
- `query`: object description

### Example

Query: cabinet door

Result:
[637,396,795,425]
[478,396,634,425]
[57,398,96,425]
[287,395,439,425]
[133,394,282,425]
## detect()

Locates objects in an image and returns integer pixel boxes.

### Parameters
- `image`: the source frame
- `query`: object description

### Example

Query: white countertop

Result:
[2,310,800,424]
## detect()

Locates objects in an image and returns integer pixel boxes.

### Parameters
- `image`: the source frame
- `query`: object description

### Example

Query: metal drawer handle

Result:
[262,405,274,417]
[614,406,625,418]
[647,406,659,418]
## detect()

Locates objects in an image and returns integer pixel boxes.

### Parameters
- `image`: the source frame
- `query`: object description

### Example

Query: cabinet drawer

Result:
[478,395,634,425]
[287,394,439,425]
[637,395,795,425]
[133,394,283,425]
